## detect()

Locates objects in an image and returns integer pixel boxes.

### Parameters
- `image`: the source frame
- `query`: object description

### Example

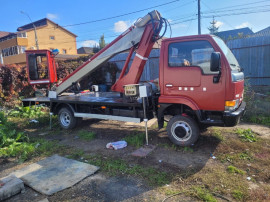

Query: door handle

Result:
[166,84,173,87]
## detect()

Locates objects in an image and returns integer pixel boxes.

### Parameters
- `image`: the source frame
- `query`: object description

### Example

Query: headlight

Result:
[225,99,239,112]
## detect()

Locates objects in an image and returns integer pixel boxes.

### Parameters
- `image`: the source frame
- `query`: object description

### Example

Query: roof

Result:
[17,18,77,37]
[253,26,270,37]
[216,27,254,40]
[0,31,12,38]
[77,47,93,54]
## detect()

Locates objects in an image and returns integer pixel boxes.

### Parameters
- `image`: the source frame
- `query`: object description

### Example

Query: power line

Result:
[62,0,181,28]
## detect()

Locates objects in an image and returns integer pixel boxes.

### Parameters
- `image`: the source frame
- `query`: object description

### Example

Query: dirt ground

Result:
[1,119,270,202]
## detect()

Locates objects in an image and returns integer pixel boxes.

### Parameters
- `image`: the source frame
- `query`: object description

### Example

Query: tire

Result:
[58,107,77,129]
[167,115,199,146]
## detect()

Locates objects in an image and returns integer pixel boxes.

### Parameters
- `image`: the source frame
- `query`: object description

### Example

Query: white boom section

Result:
[56,10,161,95]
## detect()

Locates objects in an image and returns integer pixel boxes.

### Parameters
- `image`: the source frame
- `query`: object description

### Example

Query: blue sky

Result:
[1,0,270,48]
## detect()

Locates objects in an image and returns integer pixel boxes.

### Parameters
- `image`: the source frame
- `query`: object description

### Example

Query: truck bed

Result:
[51,92,142,107]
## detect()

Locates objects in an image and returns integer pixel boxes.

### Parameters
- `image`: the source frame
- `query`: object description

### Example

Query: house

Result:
[0,18,77,65]
[77,47,93,54]
[216,27,254,41]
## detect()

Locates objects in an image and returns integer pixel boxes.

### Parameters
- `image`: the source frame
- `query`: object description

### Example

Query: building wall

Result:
[3,53,26,64]
[26,21,77,55]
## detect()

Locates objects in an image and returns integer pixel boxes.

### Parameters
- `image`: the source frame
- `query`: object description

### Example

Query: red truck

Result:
[23,10,245,146]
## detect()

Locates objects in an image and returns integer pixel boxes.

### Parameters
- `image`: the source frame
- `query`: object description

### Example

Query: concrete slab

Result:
[12,154,99,195]
[131,145,156,157]
[0,175,25,201]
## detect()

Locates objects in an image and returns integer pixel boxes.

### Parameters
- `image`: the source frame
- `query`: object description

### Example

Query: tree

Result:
[99,34,106,50]
[208,16,219,35]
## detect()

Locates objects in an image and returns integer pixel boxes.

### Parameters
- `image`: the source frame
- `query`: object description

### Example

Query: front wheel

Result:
[58,107,77,129]
[167,115,199,146]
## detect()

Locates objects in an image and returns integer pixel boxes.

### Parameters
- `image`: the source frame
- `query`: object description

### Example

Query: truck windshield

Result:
[213,36,240,72]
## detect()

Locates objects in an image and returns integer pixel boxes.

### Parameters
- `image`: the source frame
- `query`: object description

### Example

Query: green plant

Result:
[78,130,96,141]
[227,165,245,175]
[123,132,145,148]
[232,190,244,201]
[9,105,46,118]
[183,146,193,152]
[0,112,35,161]
[212,128,224,141]
[192,186,217,202]
[235,128,257,142]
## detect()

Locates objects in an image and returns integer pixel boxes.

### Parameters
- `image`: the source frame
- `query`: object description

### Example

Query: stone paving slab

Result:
[12,154,99,195]
[0,175,25,201]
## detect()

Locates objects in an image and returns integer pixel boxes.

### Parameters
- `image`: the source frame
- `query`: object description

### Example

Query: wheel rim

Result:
[60,112,71,127]
[171,121,192,142]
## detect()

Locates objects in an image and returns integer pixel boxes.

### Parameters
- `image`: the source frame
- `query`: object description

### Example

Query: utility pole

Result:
[198,0,201,35]
[21,11,39,50]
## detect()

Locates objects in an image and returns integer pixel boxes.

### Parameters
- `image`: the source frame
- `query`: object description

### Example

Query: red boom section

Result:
[111,22,160,92]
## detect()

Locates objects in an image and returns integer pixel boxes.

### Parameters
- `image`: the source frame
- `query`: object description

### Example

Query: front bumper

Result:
[223,101,246,127]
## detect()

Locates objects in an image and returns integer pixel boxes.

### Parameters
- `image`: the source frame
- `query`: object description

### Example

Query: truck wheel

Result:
[167,115,199,146]
[58,107,77,129]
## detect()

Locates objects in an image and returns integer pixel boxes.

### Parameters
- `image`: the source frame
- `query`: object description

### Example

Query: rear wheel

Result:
[167,115,199,146]
[58,107,77,129]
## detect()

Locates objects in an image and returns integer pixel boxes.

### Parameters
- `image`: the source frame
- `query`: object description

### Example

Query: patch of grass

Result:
[232,190,244,201]
[191,186,217,202]
[183,146,193,152]
[235,128,257,142]
[248,115,270,127]
[78,130,96,141]
[123,132,145,148]
[227,165,245,175]
[212,128,224,141]
[84,154,171,186]
[158,186,181,196]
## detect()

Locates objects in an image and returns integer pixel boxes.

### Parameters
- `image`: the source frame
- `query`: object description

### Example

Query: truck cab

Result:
[157,34,245,145]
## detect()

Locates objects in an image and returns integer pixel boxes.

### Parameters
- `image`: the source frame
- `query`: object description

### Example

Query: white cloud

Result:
[235,22,251,29]
[114,20,131,33]
[46,13,58,20]
[80,40,99,47]
[216,21,223,28]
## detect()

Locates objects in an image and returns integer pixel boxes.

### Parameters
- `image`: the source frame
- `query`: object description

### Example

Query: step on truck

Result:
[22,10,246,146]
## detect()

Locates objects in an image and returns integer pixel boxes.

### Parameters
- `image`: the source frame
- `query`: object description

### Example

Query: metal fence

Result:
[227,35,270,86]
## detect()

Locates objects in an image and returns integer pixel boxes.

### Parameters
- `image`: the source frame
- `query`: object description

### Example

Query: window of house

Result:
[49,36,55,40]
[20,46,26,54]
[62,49,67,54]
[168,40,216,74]
[17,32,27,38]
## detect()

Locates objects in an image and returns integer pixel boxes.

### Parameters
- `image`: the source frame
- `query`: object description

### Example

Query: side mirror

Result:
[210,52,221,72]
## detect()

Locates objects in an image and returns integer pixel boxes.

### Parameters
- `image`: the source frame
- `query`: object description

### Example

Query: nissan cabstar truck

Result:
[22,10,246,146]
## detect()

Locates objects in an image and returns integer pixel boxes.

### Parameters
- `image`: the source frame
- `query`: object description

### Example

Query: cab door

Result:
[161,38,226,111]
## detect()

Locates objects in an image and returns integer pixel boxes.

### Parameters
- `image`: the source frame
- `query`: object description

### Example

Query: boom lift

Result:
[23,10,246,146]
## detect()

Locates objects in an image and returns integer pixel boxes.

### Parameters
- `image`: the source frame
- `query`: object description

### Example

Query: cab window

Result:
[168,40,216,74]
[28,54,49,80]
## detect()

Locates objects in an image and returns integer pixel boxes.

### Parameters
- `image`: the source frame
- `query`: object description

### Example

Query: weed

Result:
[212,128,224,141]
[84,154,171,186]
[247,115,270,127]
[183,146,193,152]
[227,165,245,175]
[0,112,35,161]
[123,132,145,148]
[235,128,257,142]
[232,190,244,201]
[9,105,46,119]
[67,149,85,160]
[78,130,96,141]
[192,186,217,202]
